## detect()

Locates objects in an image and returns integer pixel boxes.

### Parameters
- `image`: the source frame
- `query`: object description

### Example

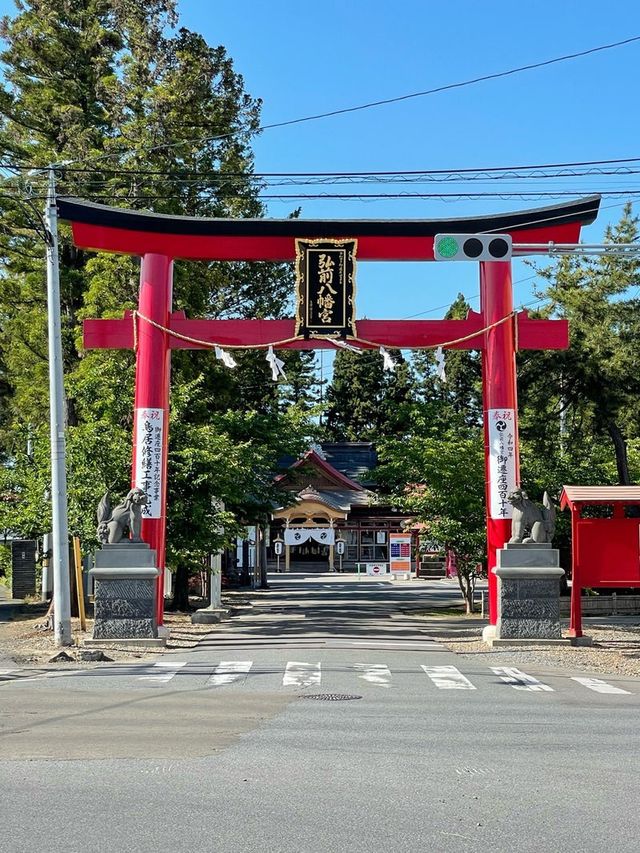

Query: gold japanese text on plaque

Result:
[294,239,357,339]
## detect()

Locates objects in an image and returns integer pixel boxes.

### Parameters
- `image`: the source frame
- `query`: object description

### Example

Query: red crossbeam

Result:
[83,310,568,352]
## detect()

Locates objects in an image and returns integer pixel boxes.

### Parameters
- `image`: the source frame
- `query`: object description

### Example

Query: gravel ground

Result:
[442,623,640,678]
[0,610,216,666]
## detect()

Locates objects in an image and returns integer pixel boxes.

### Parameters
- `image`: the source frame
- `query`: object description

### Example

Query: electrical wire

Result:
[4,156,640,181]
[2,35,636,171]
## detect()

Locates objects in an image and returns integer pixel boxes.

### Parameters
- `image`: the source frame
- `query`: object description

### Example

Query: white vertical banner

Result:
[488,408,518,519]
[134,407,164,519]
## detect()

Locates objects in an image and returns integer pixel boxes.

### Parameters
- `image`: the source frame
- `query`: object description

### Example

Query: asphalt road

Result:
[1,576,639,853]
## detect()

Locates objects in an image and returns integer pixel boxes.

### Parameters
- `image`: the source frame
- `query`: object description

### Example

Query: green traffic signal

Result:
[435,236,459,259]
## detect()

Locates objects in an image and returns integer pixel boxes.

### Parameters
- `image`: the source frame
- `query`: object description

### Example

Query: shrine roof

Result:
[561,486,640,509]
[275,448,366,492]
[321,443,378,484]
[318,488,371,508]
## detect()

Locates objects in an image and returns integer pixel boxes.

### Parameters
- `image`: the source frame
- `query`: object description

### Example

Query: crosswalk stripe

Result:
[421,665,476,690]
[138,661,187,683]
[491,666,553,692]
[207,661,253,687]
[283,661,321,688]
[571,676,631,695]
[354,663,391,688]
[5,660,637,701]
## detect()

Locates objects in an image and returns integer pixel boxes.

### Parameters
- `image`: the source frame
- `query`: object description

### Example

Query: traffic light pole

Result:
[480,260,520,628]
[45,168,72,646]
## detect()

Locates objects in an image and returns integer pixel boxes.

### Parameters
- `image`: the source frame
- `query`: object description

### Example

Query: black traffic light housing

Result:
[434,233,512,261]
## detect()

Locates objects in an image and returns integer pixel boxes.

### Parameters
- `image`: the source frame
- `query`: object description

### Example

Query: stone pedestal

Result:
[88,543,163,644]
[191,608,229,625]
[491,543,565,643]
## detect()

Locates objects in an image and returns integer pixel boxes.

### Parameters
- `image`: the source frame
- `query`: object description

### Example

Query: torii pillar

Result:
[481,260,519,621]
[60,194,600,627]
[133,254,173,623]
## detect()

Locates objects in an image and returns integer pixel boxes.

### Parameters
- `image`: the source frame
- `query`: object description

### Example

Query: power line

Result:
[12,35,636,170]
[140,35,640,157]
[20,189,635,203]
[4,155,640,181]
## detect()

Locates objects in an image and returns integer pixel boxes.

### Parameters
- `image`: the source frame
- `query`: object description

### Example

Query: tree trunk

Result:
[169,563,191,611]
[456,570,475,615]
[607,420,631,485]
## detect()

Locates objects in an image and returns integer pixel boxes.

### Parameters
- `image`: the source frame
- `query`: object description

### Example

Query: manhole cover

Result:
[300,693,362,702]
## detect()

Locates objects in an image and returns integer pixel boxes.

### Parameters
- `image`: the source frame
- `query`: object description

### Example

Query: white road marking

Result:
[139,661,187,684]
[354,663,392,688]
[491,667,553,692]
[350,641,440,649]
[207,661,253,687]
[421,665,476,690]
[571,677,631,695]
[0,669,15,677]
[282,661,321,688]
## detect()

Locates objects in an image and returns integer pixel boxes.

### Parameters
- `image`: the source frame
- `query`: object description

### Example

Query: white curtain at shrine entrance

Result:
[284,527,335,546]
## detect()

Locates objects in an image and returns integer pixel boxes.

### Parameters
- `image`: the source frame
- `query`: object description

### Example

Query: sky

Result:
[4,0,640,349]
[175,0,640,329]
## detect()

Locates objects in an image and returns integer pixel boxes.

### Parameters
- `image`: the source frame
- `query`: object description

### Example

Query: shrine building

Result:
[270,443,413,572]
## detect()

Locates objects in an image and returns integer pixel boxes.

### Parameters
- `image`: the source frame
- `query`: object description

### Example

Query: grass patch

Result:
[412,606,479,619]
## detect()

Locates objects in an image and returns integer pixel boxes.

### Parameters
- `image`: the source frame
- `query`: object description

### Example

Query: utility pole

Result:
[44,167,72,646]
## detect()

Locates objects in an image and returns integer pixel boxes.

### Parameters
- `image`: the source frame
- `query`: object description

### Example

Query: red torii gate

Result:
[58,195,600,626]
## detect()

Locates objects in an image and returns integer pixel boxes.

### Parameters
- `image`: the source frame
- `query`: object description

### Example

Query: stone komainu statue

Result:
[97,488,147,544]
[508,488,556,545]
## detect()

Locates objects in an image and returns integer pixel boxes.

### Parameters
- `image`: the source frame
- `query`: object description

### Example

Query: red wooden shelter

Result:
[560,486,640,637]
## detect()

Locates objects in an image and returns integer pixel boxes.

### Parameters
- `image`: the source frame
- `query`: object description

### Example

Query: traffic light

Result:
[434,233,512,261]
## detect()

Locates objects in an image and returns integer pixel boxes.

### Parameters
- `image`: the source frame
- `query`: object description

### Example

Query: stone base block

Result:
[486,637,592,648]
[191,608,229,624]
[93,617,156,640]
[495,552,564,641]
[84,637,167,649]
[90,546,160,641]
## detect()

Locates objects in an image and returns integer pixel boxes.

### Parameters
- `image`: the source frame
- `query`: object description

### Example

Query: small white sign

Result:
[366,563,387,576]
[488,408,518,519]
[134,407,164,519]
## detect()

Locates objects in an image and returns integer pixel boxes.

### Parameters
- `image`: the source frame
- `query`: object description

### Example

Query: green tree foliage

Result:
[324,348,414,441]
[519,205,640,487]
[0,1,313,594]
[378,421,486,613]
[412,294,482,429]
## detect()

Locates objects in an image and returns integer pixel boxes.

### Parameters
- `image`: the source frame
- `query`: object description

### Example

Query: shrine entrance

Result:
[272,485,348,573]
[61,194,601,626]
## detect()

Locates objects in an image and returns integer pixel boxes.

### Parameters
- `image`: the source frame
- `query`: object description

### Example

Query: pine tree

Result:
[519,204,640,486]
[0,1,312,599]
[412,293,482,429]
[324,348,414,442]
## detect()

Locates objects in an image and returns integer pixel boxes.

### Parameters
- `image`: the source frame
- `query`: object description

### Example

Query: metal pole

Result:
[44,167,72,646]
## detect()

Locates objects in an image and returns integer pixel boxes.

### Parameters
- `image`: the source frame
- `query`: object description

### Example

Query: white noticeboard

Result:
[134,407,164,519]
[366,563,387,576]
[487,408,518,520]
